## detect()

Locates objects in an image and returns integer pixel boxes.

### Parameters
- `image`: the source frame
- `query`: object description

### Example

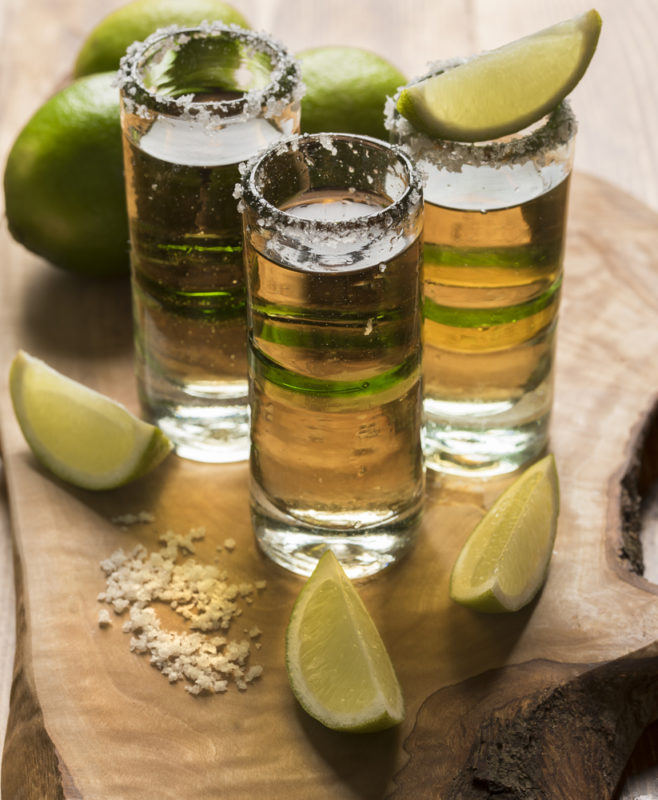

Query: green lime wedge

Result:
[285,550,404,732]
[397,9,601,142]
[9,350,172,490]
[449,454,560,613]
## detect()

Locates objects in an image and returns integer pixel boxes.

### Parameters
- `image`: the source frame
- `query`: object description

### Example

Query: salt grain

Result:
[98,609,112,628]
[111,511,155,530]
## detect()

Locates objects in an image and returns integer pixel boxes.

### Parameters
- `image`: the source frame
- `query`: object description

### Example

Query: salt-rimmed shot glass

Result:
[239,133,425,579]
[118,23,303,463]
[386,62,577,477]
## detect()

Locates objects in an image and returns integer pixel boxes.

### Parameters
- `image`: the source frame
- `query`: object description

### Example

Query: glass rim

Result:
[239,132,423,236]
[117,22,302,120]
[385,58,577,169]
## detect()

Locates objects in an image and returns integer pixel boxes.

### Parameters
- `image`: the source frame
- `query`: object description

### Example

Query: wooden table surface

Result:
[1,0,657,797]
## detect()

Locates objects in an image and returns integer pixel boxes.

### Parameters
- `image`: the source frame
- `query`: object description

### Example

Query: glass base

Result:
[422,399,550,477]
[147,400,250,463]
[251,483,422,579]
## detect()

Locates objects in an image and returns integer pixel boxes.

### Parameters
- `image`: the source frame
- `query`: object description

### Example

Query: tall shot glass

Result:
[119,24,302,462]
[239,133,425,579]
[387,64,577,477]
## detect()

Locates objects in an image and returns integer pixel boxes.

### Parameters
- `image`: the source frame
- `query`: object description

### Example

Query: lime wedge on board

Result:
[285,550,404,732]
[450,454,560,613]
[9,350,172,490]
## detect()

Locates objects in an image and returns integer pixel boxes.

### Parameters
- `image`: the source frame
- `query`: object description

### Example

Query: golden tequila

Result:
[241,135,424,578]
[388,90,576,475]
[119,25,301,462]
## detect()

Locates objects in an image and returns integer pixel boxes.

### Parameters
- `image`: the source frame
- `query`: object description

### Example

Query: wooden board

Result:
[2,172,658,799]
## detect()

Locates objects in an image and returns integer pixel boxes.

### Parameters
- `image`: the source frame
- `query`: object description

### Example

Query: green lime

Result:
[74,0,250,78]
[4,72,128,278]
[297,46,406,140]
[9,350,172,491]
[450,455,560,613]
[286,550,404,732]
[397,9,602,142]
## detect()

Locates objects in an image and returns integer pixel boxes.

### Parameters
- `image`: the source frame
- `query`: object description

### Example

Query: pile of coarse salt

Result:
[97,520,266,695]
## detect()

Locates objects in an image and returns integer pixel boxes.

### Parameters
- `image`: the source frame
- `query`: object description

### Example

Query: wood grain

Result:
[2,1,658,797]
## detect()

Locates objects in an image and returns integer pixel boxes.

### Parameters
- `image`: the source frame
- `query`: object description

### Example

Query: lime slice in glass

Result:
[450,454,560,613]
[9,350,172,490]
[285,550,404,732]
[397,9,601,142]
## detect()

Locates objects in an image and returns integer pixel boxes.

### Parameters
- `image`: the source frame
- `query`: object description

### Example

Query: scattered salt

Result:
[97,528,264,695]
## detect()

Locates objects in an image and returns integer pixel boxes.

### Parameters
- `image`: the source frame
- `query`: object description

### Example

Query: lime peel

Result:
[73,0,251,77]
[297,45,407,140]
[397,9,601,142]
[450,454,560,613]
[285,550,404,732]
[9,350,172,490]
[3,73,128,278]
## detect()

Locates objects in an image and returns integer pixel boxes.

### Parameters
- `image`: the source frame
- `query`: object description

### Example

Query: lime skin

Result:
[4,73,129,279]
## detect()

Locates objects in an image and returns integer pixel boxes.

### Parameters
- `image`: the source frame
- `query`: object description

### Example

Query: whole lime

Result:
[74,0,251,77]
[4,72,128,279]
[296,46,406,140]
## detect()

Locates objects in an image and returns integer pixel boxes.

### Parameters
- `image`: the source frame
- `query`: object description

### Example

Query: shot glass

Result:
[387,63,577,477]
[119,23,302,462]
[239,133,425,579]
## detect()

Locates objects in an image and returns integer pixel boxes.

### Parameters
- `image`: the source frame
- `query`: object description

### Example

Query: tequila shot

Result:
[388,64,576,476]
[119,24,302,462]
[240,133,425,578]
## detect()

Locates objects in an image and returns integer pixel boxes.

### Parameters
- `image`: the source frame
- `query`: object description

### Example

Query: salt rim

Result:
[239,132,423,243]
[117,21,303,124]
[384,58,577,172]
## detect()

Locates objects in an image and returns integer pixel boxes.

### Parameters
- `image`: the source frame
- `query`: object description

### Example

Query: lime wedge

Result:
[449,454,560,613]
[285,550,404,732]
[397,9,601,142]
[9,350,172,490]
